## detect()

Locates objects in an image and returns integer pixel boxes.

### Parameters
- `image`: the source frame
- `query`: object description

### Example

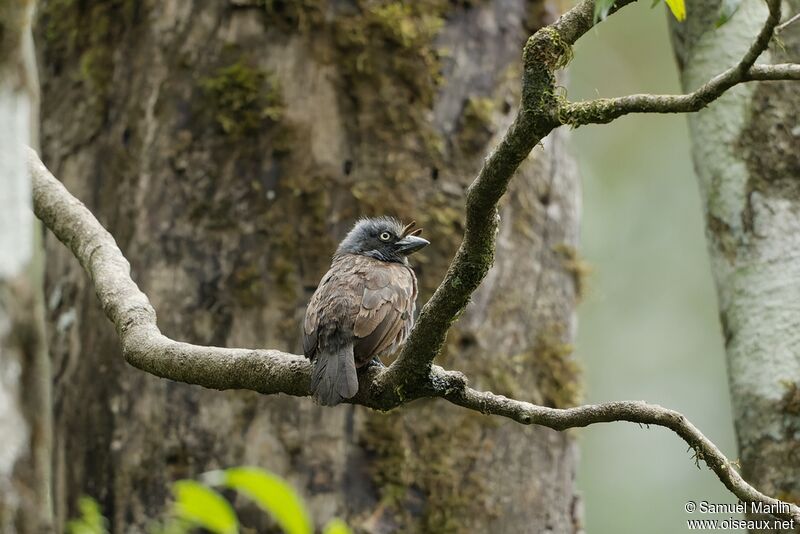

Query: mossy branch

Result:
[386,0,799,386]
[28,132,800,525]
[559,0,800,127]
[381,0,637,388]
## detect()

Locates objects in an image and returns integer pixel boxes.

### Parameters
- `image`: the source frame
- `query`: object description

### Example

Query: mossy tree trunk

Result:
[37,0,583,532]
[671,1,800,529]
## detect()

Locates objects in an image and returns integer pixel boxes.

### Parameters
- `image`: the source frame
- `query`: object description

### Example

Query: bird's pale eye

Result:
[379,231,392,242]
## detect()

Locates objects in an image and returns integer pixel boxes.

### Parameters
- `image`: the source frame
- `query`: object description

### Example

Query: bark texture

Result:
[672,0,800,529]
[0,1,52,532]
[36,0,582,532]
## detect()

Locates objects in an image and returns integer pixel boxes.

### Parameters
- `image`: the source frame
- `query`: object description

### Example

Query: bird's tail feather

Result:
[311,345,358,406]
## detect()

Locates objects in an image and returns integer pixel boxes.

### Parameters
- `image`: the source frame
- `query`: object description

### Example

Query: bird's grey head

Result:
[335,217,429,263]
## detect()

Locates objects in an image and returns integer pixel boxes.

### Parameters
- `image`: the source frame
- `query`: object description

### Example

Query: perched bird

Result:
[303,217,429,406]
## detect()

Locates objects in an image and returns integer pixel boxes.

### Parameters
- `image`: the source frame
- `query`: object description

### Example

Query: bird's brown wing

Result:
[353,261,416,365]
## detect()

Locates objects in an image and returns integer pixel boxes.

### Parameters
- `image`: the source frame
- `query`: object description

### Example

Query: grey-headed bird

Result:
[303,217,429,406]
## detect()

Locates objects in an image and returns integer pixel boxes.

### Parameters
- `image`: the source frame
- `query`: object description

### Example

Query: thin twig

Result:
[442,385,800,522]
[776,12,800,32]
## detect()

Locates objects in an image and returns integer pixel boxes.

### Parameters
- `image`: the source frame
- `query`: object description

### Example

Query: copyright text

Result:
[684,500,795,531]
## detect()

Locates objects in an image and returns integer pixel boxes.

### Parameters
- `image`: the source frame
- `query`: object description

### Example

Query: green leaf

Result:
[593,0,616,22]
[172,480,238,534]
[716,0,742,27]
[665,0,686,21]
[322,518,353,534]
[214,467,312,534]
[66,497,109,534]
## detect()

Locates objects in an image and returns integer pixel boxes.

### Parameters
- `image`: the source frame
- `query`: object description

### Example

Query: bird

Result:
[303,217,429,406]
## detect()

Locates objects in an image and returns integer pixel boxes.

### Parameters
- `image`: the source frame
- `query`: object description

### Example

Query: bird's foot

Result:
[365,357,385,369]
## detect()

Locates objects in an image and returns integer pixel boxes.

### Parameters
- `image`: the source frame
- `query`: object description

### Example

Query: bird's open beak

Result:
[395,235,430,255]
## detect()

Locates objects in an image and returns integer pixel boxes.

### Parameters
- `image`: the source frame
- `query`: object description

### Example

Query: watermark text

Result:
[684,500,795,531]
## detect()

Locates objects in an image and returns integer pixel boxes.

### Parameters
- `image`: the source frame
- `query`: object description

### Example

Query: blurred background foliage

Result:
[66,467,351,534]
[569,2,741,532]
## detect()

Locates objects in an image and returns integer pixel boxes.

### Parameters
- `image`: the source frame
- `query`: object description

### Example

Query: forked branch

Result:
[559,0,799,126]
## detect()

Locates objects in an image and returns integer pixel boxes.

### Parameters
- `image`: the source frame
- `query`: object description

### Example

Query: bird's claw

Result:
[366,357,386,369]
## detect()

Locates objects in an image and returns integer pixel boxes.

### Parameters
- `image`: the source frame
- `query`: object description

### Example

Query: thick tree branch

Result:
[30,149,310,398]
[29,147,467,410]
[559,0,800,126]
[29,147,800,523]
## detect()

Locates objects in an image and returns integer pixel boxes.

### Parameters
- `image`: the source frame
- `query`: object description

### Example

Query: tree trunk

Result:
[0,1,52,532]
[671,0,800,528]
[36,0,582,532]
